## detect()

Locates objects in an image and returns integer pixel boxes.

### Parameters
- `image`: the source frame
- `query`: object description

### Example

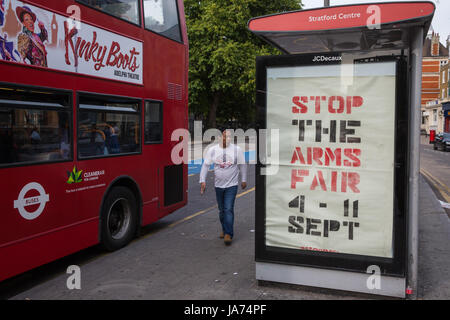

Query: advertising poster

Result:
[0,0,143,84]
[265,60,396,258]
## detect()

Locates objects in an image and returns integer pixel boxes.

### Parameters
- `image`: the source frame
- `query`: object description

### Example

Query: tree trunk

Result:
[207,93,219,129]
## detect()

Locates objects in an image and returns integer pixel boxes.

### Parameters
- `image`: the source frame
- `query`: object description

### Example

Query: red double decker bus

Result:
[0,0,188,281]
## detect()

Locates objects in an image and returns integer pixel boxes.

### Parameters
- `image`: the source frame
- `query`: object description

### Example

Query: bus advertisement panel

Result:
[0,0,143,84]
[264,60,397,258]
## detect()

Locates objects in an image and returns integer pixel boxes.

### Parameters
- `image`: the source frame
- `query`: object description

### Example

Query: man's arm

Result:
[199,146,214,194]
[237,146,247,189]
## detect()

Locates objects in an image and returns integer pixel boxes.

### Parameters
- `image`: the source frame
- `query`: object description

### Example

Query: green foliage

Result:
[185,0,302,128]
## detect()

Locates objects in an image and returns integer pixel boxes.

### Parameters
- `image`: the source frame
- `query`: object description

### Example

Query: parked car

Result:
[433,132,450,151]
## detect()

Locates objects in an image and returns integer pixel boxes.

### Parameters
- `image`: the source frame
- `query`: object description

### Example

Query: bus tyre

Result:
[100,186,138,251]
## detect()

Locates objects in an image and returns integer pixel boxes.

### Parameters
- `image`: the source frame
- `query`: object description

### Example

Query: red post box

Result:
[429,130,435,144]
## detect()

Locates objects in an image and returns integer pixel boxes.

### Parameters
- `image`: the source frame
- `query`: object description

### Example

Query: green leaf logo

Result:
[67,166,83,184]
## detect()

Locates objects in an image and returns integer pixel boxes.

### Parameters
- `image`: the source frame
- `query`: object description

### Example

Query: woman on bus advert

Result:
[16,5,48,67]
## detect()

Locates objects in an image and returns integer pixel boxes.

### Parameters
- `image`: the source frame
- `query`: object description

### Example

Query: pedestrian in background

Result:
[199,129,247,245]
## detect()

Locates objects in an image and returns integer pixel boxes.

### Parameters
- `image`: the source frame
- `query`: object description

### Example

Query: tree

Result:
[185,0,302,129]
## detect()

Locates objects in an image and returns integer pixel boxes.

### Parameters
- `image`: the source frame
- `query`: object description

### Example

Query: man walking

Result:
[199,129,247,245]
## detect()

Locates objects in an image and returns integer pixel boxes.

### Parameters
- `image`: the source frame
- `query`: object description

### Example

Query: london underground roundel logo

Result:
[14,182,50,220]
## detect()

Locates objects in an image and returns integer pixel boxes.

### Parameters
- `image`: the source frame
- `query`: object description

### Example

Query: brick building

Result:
[421,33,449,134]
[441,61,450,132]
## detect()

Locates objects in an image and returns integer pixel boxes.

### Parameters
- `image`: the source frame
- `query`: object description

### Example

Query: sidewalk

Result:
[9,172,450,300]
[417,175,450,299]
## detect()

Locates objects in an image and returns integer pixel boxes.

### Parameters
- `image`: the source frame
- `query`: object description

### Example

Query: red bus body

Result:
[0,0,188,281]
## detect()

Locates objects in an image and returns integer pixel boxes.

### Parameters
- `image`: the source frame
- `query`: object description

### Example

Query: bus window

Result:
[144,101,163,144]
[78,94,141,158]
[77,0,141,25]
[0,86,72,166]
[144,0,182,42]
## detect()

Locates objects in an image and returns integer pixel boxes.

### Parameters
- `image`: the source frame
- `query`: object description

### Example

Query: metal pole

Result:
[324,0,330,6]
[407,26,423,300]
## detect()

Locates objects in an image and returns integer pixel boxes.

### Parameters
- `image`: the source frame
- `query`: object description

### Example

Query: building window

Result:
[448,69,450,92]
[433,109,437,122]
[78,0,140,25]
[144,101,163,144]
[78,94,141,158]
[143,0,182,42]
[0,85,72,166]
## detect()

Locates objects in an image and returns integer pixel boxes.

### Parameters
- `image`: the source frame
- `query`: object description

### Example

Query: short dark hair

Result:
[221,128,232,135]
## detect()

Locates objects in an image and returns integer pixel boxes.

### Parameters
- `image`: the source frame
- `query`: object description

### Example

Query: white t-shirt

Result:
[199,143,247,188]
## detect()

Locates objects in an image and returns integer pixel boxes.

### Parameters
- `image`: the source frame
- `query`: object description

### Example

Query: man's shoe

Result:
[220,232,224,239]
[224,234,232,245]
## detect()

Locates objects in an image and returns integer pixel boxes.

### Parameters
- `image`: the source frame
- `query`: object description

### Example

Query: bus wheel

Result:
[101,186,138,251]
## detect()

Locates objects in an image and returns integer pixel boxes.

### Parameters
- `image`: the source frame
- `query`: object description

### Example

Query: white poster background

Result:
[265,61,396,258]
[0,0,143,84]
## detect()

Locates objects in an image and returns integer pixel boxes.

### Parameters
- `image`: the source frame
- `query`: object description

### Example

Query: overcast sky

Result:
[300,0,450,43]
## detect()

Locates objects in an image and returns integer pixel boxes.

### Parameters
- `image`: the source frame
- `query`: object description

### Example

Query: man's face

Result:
[222,130,231,147]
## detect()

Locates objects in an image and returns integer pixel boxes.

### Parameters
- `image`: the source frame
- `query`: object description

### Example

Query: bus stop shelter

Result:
[249,2,434,298]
